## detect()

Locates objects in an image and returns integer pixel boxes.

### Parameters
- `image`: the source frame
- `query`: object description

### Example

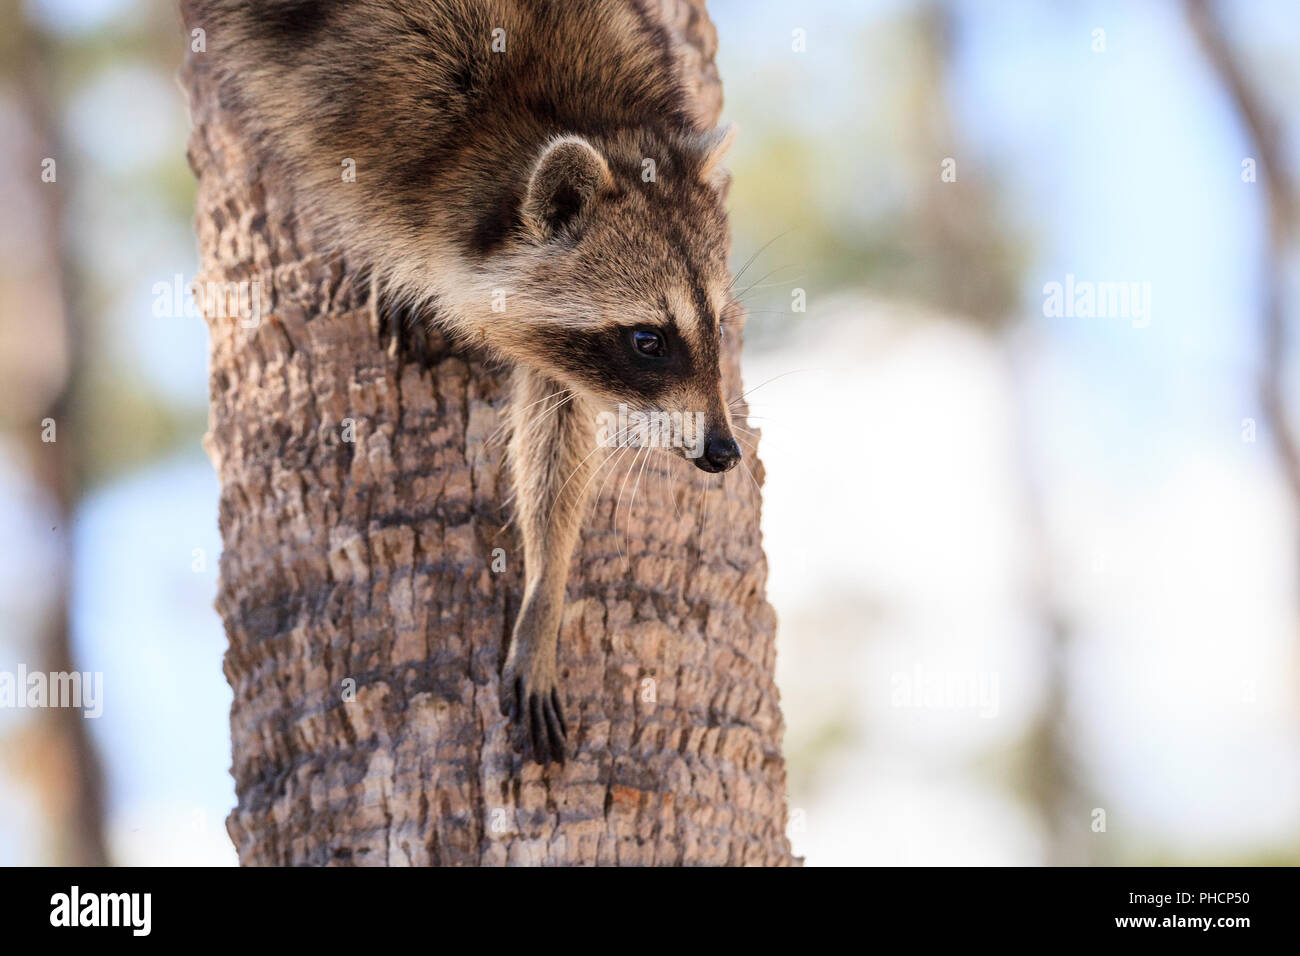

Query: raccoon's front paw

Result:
[499,650,568,765]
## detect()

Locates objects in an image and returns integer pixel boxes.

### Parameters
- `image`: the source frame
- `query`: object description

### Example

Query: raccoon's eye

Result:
[630,328,667,358]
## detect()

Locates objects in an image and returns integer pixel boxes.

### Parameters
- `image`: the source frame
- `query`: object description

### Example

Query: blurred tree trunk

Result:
[182,0,794,866]
[1184,0,1300,561]
[924,2,1092,863]
[2,5,109,867]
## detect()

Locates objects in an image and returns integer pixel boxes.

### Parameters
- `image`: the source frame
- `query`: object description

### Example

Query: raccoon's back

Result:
[185,0,695,250]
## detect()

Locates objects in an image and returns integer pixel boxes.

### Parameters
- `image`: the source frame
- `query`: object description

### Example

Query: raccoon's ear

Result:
[696,123,738,193]
[522,136,613,240]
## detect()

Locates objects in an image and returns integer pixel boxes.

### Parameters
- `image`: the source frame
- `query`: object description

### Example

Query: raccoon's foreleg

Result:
[499,365,601,764]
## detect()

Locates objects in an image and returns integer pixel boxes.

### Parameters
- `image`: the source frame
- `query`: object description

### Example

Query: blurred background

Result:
[1,0,1298,865]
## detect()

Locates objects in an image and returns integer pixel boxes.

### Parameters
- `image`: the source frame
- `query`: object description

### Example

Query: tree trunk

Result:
[182,0,795,866]
[4,5,109,866]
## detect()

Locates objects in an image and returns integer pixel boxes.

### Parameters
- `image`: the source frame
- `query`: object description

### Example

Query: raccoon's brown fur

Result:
[183,0,742,764]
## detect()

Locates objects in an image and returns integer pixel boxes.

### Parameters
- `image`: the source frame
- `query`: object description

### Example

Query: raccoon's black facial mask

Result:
[521,321,694,405]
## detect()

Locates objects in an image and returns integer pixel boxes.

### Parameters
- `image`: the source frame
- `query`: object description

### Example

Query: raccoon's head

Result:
[503,126,742,474]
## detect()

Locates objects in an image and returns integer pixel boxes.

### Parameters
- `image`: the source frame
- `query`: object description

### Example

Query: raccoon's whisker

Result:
[546,437,618,531]
[521,390,576,442]
[727,241,771,296]
[491,389,572,449]
[584,442,633,523]
[735,259,800,284]
[625,442,656,560]
[734,273,804,298]
[731,431,773,459]
[729,367,818,406]
[615,445,648,568]
[729,411,776,429]
[731,426,774,448]
[649,454,673,521]
[737,455,764,502]
[727,229,794,296]
[654,459,668,519]
[662,457,681,519]
[611,447,637,567]
[734,429,782,458]
[581,443,632,555]
[527,392,574,437]
[486,411,517,449]
[517,388,570,416]
[695,467,714,541]
[688,468,706,544]
[594,443,635,521]
[733,264,802,303]
[734,424,792,458]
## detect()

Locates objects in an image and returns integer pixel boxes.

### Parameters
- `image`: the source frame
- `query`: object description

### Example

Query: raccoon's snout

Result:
[696,433,741,473]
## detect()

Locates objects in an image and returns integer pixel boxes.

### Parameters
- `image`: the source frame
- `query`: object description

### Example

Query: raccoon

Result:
[183,0,743,764]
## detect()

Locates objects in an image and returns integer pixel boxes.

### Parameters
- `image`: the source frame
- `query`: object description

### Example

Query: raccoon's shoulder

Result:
[182,0,698,254]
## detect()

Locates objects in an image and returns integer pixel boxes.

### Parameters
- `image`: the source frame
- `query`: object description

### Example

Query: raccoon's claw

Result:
[499,673,568,765]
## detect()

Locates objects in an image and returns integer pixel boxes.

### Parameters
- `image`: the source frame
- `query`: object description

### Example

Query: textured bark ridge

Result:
[184,0,794,866]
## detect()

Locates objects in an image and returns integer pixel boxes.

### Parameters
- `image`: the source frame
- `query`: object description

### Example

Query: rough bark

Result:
[183,0,794,866]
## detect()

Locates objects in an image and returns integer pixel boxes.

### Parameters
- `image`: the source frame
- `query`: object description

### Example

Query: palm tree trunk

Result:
[182,0,795,866]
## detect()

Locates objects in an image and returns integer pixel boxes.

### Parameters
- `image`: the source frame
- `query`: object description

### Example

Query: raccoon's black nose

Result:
[698,435,741,473]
